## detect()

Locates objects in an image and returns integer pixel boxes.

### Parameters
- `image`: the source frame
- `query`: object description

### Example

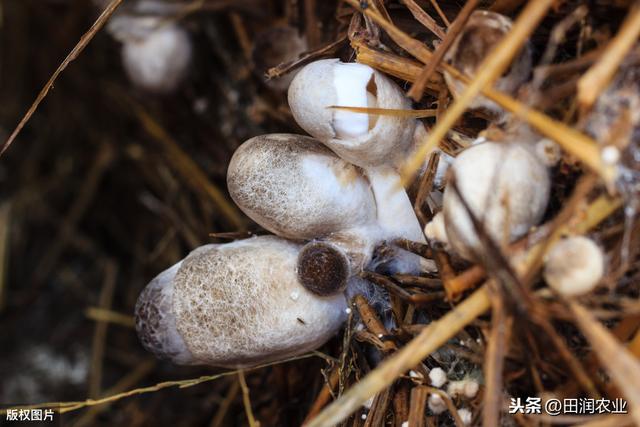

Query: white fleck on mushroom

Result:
[442,140,550,261]
[535,138,563,167]
[447,378,479,399]
[458,408,473,426]
[543,236,604,296]
[228,133,426,295]
[429,367,448,388]
[135,236,347,368]
[107,15,192,93]
[428,393,447,414]
[443,10,532,115]
[288,59,418,169]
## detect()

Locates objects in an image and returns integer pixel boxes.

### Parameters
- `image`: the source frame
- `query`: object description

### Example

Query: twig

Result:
[483,283,512,427]
[577,4,640,111]
[302,368,340,425]
[238,370,260,427]
[399,0,445,39]
[84,307,135,328]
[0,353,321,415]
[408,386,428,427]
[407,0,479,100]
[428,0,450,27]
[568,301,640,425]
[72,360,156,427]
[354,294,397,352]
[0,0,124,157]
[88,261,119,398]
[210,379,240,427]
[0,201,11,312]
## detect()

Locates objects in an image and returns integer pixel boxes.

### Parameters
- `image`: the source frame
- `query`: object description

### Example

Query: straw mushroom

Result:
[227,134,426,295]
[543,236,604,296]
[288,59,419,168]
[442,140,550,261]
[108,15,192,93]
[443,10,532,115]
[135,236,347,368]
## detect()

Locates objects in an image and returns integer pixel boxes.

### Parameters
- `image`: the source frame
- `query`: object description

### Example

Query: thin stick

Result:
[238,370,260,427]
[210,379,240,427]
[329,106,437,118]
[400,0,446,39]
[577,4,640,111]
[84,307,135,328]
[568,302,640,425]
[483,284,512,427]
[407,0,479,100]
[0,0,124,157]
[0,353,320,415]
[302,368,340,425]
[0,201,11,311]
[88,261,119,398]
[428,0,450,27]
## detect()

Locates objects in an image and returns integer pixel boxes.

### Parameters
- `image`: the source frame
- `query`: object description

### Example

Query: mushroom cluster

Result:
[134,58,432,368]
[134,11,567,368]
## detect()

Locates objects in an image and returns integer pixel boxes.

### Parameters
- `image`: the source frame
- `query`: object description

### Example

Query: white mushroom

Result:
[543,236,604,296]
[135,236,347,368]
[447,378,479,399]
[443,10,532,115]
[288,59,418,169]
[429,367,448,388]
[443,140,550,261]
[227,134,426,295]
[108,15,192,93]
[227,134,376,241]
[428,393,447,414]
[458,408,473,425]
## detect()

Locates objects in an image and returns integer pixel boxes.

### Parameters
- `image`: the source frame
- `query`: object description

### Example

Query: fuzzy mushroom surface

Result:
[543,236,604,296]
[227,133,377,240]
[443,141,550,260]
[135,236,347,368]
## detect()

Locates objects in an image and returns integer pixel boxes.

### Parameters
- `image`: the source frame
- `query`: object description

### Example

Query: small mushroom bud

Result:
[543,236,604,296]
[429,367,448,388]
[443,11,532,115]
[443,141,550,261]
[135,236,347,368]
[227,134,377,240]
[288,59,417,168]
[108,15,192,93]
